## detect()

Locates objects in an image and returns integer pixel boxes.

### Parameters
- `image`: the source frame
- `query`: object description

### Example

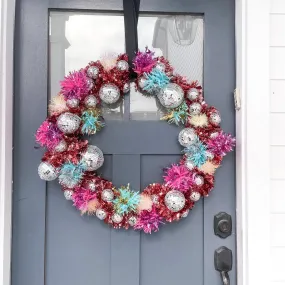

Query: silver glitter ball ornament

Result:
[155,62,166,72]
[57,112,81,134]
[151,194,159,204]
[185,160,195,170]
[194,175,204,186]
[116,60,129,71]
[38,162,58,181]
[205,150,214,159]
[181,209,189,218]
[87,66,99,79]
[123,82,130,93]
[99,83,120,104]
[189,102,202,115]
[86,77,94,90]
[66,98,79,109]
[88,182,96,192]
[157,83,184,109]
[112,213,123,223]
[187,88,199,100]
[96,209,107,220]
[84,95,97,108]
[178,128,197,147]
[54,139,67,153]
[138,77,147,89]
[210,112,221,125]
[164,190,186,212]
[128,216,137,226]
[210,131,219,138]
[190,191,201,202]
[101,189,114,202]
[64,190,74,200]
[81,145,104,171]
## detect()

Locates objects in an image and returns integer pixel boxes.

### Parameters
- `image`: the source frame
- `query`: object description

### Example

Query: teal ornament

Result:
[81,110,105,135]
[183,139,208,167]
[143,68,170,94]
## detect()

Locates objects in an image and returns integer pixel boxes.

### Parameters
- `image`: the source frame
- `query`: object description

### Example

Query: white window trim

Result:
[0,0,271,285]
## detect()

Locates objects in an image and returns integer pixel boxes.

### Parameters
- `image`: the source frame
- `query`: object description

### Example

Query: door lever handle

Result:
[214,246,232,285]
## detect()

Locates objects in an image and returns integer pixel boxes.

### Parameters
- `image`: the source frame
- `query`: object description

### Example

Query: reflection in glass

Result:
[130,15,204,121]
[49,12,125,120]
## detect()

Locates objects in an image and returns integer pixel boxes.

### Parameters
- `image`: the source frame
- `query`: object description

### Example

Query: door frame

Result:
[0,0,270,284]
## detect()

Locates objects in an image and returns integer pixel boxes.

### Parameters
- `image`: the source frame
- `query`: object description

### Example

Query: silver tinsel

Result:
[57,112,81,134]
[86,77,94,90]
[112,213,123,223]
[101,189,114,202]
[194,175,204,186]
[87,66,99,79]
[96,209,107,220]
[185,160,195,170]
[181,209,189,218]
[151,194,159,204]
[123,82,130,93]
[164,190,186,212]
[189,102,202,115]
[99,83,120,104]
[88,182,96,192]
[187,88,199,100]
[38,162,58,181]
[128,216,137,226]
[81,145,104,171]
[155,62,166,72]
[66,98,79,109]
[84,95,98,108]
[190,191,201,202]
[64,190,74,200]
[54,139,67,153]
[157,83,184,109]
[178,128,197,147]
[210,112,221,125]
[116,60,129,71]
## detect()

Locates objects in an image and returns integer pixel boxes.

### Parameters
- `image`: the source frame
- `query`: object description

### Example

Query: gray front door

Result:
[12,1,236,285]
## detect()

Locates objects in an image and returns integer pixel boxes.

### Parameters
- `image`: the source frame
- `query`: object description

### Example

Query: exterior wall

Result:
[270,1,285,284]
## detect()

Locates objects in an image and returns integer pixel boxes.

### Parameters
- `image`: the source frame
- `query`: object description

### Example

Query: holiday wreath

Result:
[36,48,235,234]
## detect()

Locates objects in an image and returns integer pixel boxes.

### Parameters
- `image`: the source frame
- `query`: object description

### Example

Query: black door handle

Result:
[214,246,232,285]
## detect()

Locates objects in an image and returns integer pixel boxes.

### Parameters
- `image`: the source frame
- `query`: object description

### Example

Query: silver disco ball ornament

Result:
[96,209,107,220]
[205,150,214,160]
[66,98,79,109]
[128,216,137,226]
[210,112,221,125]
[64,190,74,201]
[190,191,201,202]
[157,83,184,109]
[112,213,123,223]
[189,102,202,115]
[155,62,166,72]
[181,209,189,218]
[81,145,104,171]
[164,190,186,212]
[194,175,204,186]
[88,182,96,192]
[57,112,81,134]
[99,83,120,104]
[151,194,159,204]
[138,77,147,89]
[87,66,99,79]
[116,60,129,71]
[38,162,58,181]
[54,139,67,153]
[101,189,114,202]
[86,77,94,90]
[185,160,195,170]
[187,88,199,100]
[210,131,219,138]
[123,82,130,93]
[178,128,197,147]
[84,95,98,108]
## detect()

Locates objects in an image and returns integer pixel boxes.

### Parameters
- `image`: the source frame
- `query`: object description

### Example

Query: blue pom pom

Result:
[183,140,207,167]
[143,68,170,93]
[59,161,86,188]
[81,110,105,135]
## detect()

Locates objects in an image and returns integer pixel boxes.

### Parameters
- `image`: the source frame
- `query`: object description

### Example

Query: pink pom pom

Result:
[35,120,62,150]
[207,132,235,157]
[164,164,194,192]
[133,48,156,74]
[60,70,90,100]
[72,187,97,211]
[134,207,164,234]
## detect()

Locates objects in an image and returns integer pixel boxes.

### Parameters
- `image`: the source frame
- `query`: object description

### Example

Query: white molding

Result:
[236,1,271,285]
[0,0,15,284]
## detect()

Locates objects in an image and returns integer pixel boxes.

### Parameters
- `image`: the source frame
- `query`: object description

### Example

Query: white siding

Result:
[270,2,285,282]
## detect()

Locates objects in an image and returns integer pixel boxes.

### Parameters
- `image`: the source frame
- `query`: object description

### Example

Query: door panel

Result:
[13,1,236,285]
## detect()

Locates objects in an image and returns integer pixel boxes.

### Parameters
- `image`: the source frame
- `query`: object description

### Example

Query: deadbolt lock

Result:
[214,212,232,238]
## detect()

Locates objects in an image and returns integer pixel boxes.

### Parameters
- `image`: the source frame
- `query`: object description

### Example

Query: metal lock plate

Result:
[214,212,232,238]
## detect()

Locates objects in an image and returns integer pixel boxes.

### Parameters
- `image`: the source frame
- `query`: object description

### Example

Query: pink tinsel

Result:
[164,164,194,192]
[60,70,90,100]
[133,48,156,74]
[207,131,235,157]
[36,120,62,150]
[72,187,98,211]
[134,207,164,234]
